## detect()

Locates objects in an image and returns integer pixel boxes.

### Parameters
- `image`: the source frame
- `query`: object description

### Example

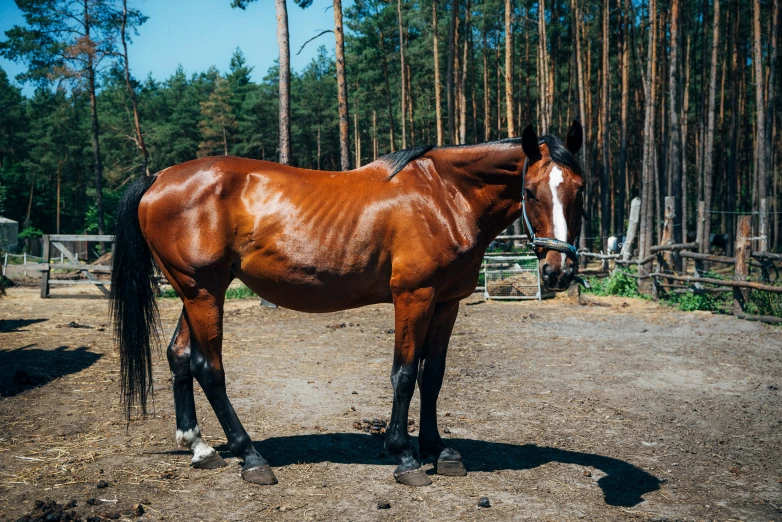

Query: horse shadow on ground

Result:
[0,344,103,397]
[238,433,659,507]
[0,318,48,333]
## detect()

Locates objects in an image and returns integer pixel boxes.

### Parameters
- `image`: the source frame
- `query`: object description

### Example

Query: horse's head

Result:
[519,121,584,292]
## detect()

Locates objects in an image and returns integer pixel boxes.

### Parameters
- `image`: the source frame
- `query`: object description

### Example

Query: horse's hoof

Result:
[394,467,432,487]
[436,459,467,476]
[241,465,278,485]
[192,451,227,469]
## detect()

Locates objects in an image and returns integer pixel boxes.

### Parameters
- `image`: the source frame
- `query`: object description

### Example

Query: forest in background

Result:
[0,0,779,256]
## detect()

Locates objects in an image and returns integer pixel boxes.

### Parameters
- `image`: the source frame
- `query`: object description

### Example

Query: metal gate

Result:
[483,254,550,300]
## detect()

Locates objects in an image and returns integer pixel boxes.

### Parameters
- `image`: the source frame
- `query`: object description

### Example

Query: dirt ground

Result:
[0,285,780,521]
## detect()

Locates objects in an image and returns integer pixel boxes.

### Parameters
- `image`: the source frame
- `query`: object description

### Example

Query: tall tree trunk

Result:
[726,0,739,255]
[378,27,396,152]
[538,0,550,134]
[766,0,779,167]
[619,0,630,234]
[120,0,149,176]
[668,0,683,254]
[354,111,361,167]
[372,111,377,161]
[600,0,610,252]
[334,0,350,169]
[572,0,589,257]
[407,62,415,145]
[753,0,768,203]
[26,176,34,225]
[433,1,444,146]
[460,0,471,143]
[703,0,720,255]
[470,23,478,143]
[483,29,490,141]
[681,33,692,245]
[504,0,514,137]
[496,39,501,136]
[454,17,461,143]
[85,0,105,235]
[397,0,407,149]
[447,0,458,144]
[640,0,658,287]
[275,0,291,165]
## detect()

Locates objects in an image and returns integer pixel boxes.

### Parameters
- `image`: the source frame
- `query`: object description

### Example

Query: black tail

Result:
[110,174,159,421]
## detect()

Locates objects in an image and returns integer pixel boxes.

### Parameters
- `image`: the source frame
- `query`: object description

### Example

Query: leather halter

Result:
[520,151,590,288]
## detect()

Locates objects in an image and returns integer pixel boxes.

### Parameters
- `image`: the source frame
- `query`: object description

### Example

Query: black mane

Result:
[380,134,582,181]
[380,145,435,180]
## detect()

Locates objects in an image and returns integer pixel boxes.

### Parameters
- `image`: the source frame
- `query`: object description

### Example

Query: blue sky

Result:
[0,0,349,95]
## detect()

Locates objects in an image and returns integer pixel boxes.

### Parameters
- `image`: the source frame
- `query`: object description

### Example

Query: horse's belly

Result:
[234,259,392,313]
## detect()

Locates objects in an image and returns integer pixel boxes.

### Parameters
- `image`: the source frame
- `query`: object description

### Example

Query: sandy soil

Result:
[0,285,780,521]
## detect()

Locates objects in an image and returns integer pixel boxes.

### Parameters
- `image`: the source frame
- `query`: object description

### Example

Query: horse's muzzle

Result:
[540,262,576,292]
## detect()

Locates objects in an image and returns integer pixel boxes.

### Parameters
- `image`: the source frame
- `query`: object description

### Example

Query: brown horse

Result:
[110,122,584,487]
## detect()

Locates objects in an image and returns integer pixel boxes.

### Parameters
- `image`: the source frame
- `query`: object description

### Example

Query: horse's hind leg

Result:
[182,291,277,485]
[417,300,467,476]
[166,310,226,469]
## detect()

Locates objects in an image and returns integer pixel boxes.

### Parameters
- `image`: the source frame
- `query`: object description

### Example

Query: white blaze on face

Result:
[548,166,568,267]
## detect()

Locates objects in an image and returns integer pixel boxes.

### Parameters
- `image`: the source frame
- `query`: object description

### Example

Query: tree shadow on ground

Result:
[242,433,659,507]
[0,344,102,397]
[0,318,48,333]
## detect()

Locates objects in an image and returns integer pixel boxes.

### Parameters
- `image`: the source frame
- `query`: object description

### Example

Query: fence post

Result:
[2,252,7,278]
[620,197,641,261]
[660,197,676,272]
[23,252,27,277]
[695,201,706,273]
[759,198,768,253]
[40,234,50,298]
[733,216,751,315]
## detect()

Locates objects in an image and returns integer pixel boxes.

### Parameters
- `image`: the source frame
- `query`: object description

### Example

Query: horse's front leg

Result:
[417,300,467,476]
[386,287,437,486]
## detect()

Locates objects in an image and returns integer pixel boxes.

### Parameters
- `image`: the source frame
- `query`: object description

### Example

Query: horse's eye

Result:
[525,188,538,202]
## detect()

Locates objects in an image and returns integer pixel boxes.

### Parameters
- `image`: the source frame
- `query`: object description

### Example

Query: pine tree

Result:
[198,76,237,157]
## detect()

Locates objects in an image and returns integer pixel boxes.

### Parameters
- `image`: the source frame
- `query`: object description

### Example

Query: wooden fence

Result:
[581,197,781,324]
[10,234,115,298]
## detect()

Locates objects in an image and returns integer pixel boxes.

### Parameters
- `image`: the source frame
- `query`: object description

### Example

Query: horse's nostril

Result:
[542,263,552,277]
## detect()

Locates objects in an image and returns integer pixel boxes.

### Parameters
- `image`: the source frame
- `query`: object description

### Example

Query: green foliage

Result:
[18,226,42,240]
[744,291,782,318]
[668,291,727,312]
[85,188,121,234]
[584,269,642,298]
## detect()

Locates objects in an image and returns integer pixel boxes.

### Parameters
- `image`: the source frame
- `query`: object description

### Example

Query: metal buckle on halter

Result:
[520,155,590,290]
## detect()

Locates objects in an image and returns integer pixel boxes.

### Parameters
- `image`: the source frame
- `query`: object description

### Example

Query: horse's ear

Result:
[521,125,541,162]
[565,120,583,155]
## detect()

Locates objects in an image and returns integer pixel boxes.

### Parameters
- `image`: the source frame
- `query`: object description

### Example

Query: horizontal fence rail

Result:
[579,197,781,325]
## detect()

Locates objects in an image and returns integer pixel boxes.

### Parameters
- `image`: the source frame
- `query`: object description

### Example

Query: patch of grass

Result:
[158,284,257,300]
[584,268,643,298]
[666,291,729,312]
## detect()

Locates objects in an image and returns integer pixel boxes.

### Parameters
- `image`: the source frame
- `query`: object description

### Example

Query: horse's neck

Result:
[434,144,526,242]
